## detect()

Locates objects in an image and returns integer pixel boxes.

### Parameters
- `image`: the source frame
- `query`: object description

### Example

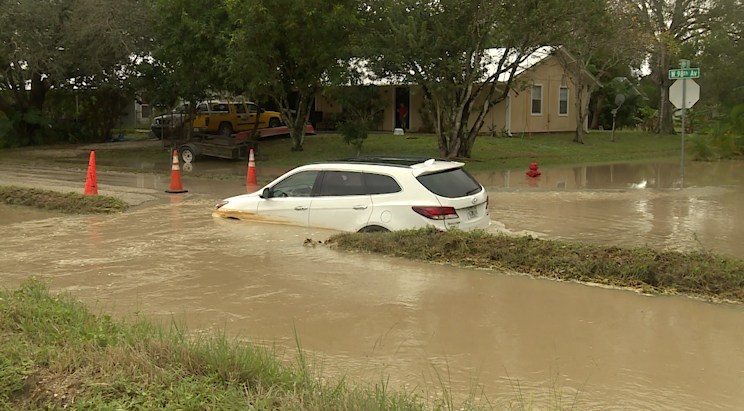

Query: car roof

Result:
[309,156,466,176]
[201,101,257,105]
[332,156,446,167]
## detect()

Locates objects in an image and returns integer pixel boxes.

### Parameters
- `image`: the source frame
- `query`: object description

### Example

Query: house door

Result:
[394,87,410,129]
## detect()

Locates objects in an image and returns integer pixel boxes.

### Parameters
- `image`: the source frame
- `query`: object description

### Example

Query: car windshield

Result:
[416,168,482,198]
[173,103,189,113]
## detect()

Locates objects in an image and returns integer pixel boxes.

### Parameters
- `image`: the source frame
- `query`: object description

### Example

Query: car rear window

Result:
[364,173,401,195]
[416,168,482,198]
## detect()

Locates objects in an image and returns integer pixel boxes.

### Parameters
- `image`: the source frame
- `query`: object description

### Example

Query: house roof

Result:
[355,45,599,88]
[481,46,554,82]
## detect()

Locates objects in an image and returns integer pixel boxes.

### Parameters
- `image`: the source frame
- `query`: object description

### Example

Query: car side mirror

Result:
[261,187,273,199]
[260,108,266,113]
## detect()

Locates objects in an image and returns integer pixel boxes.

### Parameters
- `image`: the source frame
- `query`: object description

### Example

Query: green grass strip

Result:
[328,228,744,302]
[0,279,554,410]
[0,186,128,214]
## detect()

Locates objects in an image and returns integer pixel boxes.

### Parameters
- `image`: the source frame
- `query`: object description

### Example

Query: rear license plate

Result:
[464,206,478,220]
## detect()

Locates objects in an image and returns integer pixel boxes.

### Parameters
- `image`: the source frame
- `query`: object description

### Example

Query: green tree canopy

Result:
[556,0,646,143]
[226,0,359,151]
[364,0,569,159]
[0,0,150,146]
[145,0,232,137]
[628,0,731,134]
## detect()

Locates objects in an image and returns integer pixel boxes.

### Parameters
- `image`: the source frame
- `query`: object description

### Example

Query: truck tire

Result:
[269,118,281,128]
[218,122,233,136]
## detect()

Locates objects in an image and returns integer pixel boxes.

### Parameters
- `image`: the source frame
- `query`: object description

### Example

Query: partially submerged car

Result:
[213,157,490,232]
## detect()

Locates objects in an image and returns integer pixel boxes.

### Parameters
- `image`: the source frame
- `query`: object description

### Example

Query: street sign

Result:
[669,68,700,79]
[668,77,701,185]
[669,79,700,109]
[679,59,690,69]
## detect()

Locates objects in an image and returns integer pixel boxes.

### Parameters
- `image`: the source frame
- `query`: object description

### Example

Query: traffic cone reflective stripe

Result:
[84,150,98,195]
[246,148,257,188]
[165,150,188,193]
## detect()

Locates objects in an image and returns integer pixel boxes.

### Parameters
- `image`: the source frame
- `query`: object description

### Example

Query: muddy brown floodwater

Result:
[479,160,744,257]
[0,159,743,410]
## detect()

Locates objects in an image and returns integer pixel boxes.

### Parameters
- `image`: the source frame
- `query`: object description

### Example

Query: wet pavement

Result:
[1,158,743,409]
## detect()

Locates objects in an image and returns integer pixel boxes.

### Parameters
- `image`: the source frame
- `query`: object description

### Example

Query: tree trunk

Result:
[187,99,196,141]
[249,102,263,142]
[573,70,585,144]
[434,116,448,158]
[279,92,313,152]
[590,89,607,129]
[29,72,49,112]
[8,71,50,145]
[655,43,675,135]
[427,94,449,158]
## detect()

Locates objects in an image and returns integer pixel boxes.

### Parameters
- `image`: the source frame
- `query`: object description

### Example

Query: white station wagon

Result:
[214,156,490,232]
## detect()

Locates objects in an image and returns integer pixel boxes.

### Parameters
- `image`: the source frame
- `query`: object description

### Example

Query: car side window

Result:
[318,171,366,196]
[364,173,401,195]
[196,103,208,113]
[234,104,246,114]
[247,104,258,113]
[271,171,319,198]
[211,103,229,113]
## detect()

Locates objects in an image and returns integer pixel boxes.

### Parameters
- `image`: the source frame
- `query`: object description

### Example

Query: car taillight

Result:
[215,201,229,210]
[486,195,489,209]
[205,117,210,126]
[412,206,458,220]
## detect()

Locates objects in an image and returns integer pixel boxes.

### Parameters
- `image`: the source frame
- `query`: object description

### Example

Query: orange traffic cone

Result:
[246,148,257,189]
[165,150,188,193]
[84,151,97,195]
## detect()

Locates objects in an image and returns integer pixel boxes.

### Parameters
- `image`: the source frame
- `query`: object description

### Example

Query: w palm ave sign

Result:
[668,59,701,183]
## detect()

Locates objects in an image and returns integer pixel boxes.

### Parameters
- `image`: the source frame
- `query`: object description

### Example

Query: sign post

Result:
[669,61,701,185]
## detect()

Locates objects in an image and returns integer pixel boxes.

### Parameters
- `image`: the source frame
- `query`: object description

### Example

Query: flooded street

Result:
[477,160,744,257]
[1,158,743,409]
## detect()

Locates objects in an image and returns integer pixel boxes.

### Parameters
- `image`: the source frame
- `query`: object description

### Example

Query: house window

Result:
[531,85,542,115]
[559,86,569,116]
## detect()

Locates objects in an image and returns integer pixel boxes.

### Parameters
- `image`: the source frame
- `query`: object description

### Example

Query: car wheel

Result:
[218,122,233,136]
[269,118,281,128]
[358,225,390,233]
[180,147,196,163]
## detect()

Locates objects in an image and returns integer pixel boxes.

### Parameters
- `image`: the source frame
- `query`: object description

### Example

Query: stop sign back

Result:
[669,79,700,109]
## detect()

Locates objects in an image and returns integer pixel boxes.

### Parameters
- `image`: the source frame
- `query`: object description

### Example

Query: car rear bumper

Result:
[444,213,490,231]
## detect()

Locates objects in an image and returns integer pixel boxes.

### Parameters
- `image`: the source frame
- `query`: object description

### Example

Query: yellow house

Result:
[314,46,599,135]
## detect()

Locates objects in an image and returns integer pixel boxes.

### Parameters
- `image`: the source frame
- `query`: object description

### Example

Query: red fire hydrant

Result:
[525,161,542,178]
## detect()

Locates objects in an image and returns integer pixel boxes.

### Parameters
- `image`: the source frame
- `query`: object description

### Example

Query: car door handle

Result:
[352,205,368,210]
[294,206,308,211]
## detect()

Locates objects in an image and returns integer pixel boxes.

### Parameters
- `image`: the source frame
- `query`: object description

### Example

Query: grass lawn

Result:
[1,130,685,176]
[258,130,684,172]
